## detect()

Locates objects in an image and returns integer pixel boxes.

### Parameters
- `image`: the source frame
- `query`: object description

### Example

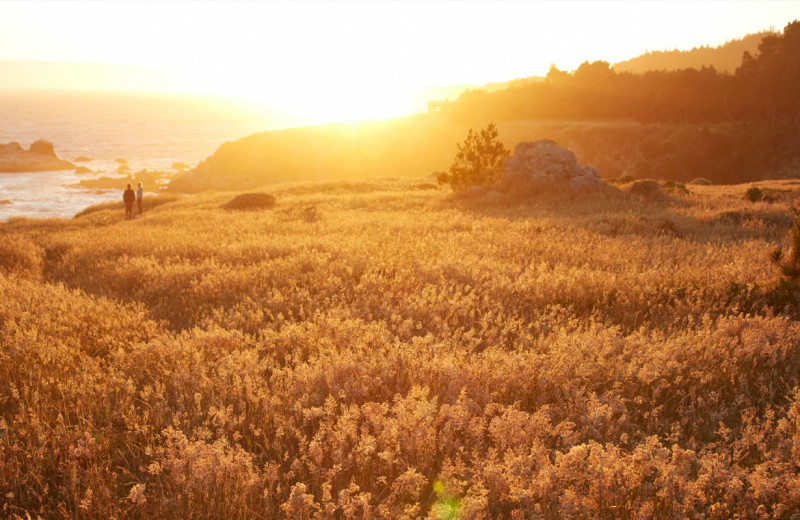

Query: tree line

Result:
[447,21,800,126]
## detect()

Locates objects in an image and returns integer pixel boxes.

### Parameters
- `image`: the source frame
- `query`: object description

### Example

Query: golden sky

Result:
[1,0,798,123]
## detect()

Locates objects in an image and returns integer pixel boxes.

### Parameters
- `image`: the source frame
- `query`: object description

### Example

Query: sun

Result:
[173,59,426,125]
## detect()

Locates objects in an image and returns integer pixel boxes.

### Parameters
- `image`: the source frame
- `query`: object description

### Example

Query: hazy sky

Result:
[1,0,798,121]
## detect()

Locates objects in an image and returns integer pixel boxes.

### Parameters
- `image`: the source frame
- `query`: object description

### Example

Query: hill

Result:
[171,22,800,193]
[170,116,800,193]
[3,177,800,517]
[169,114,464,192]
[613,32,769,74]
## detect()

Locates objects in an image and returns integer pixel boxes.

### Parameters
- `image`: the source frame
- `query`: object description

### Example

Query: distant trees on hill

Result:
[447,21,800,126]
[613,32,767,74]
[735,24,800,122]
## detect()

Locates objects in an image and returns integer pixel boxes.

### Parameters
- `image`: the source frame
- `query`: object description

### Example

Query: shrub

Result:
[608,175,635,185]
[661,180,689,194]
[445,123,509,190]
[222,193,277,211]
[772,217,800,289]
[745,186,763,202]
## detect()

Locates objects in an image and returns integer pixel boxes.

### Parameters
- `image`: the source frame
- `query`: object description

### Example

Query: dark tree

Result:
[445,123,509,190]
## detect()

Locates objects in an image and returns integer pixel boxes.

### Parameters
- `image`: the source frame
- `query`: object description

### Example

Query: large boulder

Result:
[501,140,602,192]
[0,140,75,172]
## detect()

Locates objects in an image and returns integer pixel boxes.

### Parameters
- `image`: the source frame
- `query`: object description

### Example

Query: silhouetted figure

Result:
[136,182,143,215]
[123,183,135,220]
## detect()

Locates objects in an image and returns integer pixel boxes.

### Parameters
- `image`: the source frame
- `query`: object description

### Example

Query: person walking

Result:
[136,182,144,215]
[123,183,135,220]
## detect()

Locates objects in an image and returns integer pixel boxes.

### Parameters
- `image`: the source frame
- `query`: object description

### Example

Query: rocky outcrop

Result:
[0,140,75,172]
[501,140,602,191]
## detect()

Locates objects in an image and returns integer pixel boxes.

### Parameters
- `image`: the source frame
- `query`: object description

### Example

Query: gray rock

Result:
[501,140,602,192]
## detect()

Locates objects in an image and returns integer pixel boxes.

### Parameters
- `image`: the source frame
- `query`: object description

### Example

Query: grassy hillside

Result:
[3,178,800,518]
[170,116,799,193]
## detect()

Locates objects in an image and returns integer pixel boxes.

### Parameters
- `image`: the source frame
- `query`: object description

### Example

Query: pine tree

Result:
[445,123,509,190]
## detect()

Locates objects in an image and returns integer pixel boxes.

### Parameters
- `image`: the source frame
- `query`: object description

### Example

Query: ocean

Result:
[0,90,284,221]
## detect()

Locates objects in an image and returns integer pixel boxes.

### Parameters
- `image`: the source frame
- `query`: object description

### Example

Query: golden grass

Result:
[2,178,800,518]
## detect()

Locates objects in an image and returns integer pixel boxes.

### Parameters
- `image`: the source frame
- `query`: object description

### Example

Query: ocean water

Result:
[0,90,284,221]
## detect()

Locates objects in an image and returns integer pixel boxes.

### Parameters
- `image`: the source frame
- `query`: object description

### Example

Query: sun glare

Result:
[187,61,423,124]
[0,1,799,123]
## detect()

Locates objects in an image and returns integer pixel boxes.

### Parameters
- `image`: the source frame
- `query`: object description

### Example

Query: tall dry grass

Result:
[2,179,800,518]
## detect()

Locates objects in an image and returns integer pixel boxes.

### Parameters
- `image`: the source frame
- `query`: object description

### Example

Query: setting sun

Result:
[1,1,798,123]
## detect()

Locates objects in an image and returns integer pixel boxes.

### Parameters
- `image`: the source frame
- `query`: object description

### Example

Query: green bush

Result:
[445,123,509,190]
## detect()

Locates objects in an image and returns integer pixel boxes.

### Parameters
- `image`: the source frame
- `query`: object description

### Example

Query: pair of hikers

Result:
[123,182,143,220]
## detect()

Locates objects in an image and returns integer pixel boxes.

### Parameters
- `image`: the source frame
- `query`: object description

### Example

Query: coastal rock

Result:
[29,139,56,156]
[75,166,94,174]
[501,140,602,192]
[74,155,92,162]
[0,140,75,173]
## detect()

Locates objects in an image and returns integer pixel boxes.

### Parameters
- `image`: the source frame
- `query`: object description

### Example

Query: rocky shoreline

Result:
[0,140,75,172]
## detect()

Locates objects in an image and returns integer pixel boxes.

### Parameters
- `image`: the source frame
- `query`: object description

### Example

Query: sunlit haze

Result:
[1,0,798,124]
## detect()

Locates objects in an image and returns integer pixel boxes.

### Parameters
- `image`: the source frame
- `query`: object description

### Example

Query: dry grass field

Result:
[2,178,800,519]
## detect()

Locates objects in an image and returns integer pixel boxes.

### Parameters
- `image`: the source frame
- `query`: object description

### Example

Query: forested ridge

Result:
[449,22,800,125]
[613,31,767,75]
